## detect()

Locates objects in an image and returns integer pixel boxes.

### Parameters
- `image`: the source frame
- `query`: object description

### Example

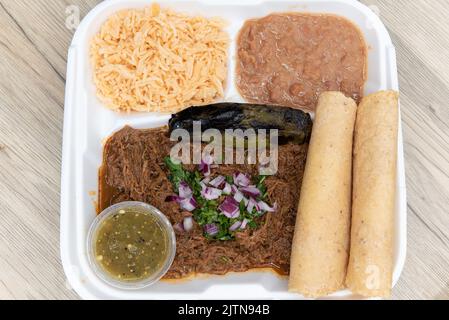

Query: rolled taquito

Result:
[346,90,399,298]
[289,92,357,297]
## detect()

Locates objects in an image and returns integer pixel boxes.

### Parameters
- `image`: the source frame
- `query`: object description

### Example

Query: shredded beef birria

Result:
[99,126,308,278]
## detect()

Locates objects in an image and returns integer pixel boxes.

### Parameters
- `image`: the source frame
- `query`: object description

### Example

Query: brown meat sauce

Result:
[99,126,308,279]
[236,13,367,111]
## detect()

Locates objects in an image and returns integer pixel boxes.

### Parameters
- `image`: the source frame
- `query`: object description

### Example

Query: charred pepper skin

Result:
[168,103,313,145]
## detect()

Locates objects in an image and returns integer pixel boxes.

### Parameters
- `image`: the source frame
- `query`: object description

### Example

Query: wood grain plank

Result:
[0,0,76,300]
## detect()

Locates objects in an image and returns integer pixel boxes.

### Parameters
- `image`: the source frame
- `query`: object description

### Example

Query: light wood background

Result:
[0,0,448,300]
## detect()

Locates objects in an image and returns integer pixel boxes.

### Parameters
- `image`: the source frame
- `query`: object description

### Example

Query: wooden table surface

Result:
[0,0,448,300]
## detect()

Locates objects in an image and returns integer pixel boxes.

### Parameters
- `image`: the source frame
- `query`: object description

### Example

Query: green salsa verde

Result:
[94,207,169,281]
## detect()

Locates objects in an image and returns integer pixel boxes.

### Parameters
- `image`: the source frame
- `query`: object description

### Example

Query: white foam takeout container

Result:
[61,0,407,299]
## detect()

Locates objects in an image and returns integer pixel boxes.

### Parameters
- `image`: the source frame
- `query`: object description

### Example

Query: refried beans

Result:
[236,13,367,111]
[99,126,308,278]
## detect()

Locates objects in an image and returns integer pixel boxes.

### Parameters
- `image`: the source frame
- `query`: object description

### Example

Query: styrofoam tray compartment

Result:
[61,0,406,299]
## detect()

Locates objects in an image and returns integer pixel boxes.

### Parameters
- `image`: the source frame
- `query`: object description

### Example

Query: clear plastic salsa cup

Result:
[87,201,176,289]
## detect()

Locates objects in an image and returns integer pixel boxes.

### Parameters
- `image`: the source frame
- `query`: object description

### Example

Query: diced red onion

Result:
[258,200,277,213]
[199,155,214,176]
[209,175,225,188]
[222,182,232,195]
[233,190,249,206]
[247,197,257,213]
[173,222,184,233]
[199,161,210,177]
[240,185,261,198]
[234,172,250,186]
[229,220,242,232]
[166,194,196,211]
[201,187,222,200]
[180,197,197,211]
[204,223,218,236]
[233,190,244,203]
[183,216,194,232]
[240,218,249,230]
[201,177,211,185]
[165,195,181,202]
[178,181,193,199]
[231,184,239,194]
[233,172,250,187]
[219,196,240,218]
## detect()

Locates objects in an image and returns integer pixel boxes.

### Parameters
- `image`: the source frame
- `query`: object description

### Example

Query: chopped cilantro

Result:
[164,157,272,241]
